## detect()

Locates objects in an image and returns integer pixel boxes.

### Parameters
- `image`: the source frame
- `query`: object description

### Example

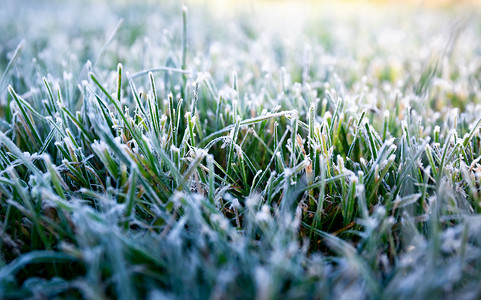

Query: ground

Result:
[1,0,481,299]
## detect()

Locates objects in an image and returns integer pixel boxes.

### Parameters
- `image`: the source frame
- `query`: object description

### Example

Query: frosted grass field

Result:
[1,0,481,299]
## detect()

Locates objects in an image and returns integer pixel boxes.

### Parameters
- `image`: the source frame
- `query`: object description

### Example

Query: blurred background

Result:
[1,0,479,102]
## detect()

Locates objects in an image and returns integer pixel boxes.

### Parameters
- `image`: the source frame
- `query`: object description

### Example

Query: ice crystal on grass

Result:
[1,0,481,299]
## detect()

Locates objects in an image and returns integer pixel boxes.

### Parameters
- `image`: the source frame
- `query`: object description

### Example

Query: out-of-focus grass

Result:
[1,0,481,299]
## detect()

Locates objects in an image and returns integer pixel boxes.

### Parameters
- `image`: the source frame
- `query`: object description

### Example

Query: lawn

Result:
[1,0,481,299]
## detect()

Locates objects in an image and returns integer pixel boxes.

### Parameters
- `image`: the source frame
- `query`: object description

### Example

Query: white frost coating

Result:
[343,168,357,183]
[283,168,293,178]
[256,205,272,223]
[337,155,344,172]
[324,111,332,120]
[246,194,260,209]
[375,206,386,217]
[385,137,395,146]
[63,71,72,81]
[230,198,241,209]
[194,148,208,159]
[92,140,109,156]
[210,214,229,231]
[255,266,272,300]
[356,184,365,196]
[171,190,185,206]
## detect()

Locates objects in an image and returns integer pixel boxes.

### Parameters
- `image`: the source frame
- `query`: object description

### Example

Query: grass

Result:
[1,0,481,299]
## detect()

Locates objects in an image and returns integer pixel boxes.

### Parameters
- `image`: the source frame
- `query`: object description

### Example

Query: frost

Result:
[256,205,272,223]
